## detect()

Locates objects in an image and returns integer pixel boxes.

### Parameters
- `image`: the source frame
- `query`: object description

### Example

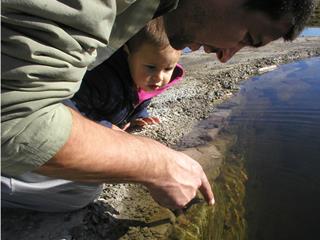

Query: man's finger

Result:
[199,174,215,205]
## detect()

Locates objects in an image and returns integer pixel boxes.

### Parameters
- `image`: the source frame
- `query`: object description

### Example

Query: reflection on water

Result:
[219,57,320,239]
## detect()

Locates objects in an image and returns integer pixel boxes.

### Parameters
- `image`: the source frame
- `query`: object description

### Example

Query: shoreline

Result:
[141,37,320,147]
[2,36,320,240]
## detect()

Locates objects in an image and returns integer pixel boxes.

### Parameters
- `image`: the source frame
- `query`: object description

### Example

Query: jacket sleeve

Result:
[1,0,117,176]
[131,100,152,120]
[63,99,113,129]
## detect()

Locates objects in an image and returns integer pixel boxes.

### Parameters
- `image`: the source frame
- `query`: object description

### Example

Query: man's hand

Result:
[112,118,213,208]
[144,150,215,209]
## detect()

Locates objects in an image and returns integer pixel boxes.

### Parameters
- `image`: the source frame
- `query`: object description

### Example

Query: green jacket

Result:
[1,0,178,176]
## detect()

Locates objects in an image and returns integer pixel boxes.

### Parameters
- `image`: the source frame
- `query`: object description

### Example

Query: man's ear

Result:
[123,44,130,55]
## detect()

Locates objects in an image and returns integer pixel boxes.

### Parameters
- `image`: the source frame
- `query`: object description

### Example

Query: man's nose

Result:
[217,45,244,63]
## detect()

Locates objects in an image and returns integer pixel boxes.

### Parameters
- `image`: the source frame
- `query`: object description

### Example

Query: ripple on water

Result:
[176,57,320,240]
[218,57,320,240]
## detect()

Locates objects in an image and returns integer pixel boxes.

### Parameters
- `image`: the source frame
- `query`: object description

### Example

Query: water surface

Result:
[300,27,320,36]
[212,57,320,239]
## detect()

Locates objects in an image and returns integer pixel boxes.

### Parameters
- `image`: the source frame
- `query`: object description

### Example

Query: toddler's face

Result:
[127,43,181,92]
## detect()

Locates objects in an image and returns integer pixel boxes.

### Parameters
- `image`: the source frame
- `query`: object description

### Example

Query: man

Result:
[1,0,317,211]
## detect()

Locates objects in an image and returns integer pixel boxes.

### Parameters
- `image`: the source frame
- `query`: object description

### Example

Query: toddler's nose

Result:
[153,71,164,83]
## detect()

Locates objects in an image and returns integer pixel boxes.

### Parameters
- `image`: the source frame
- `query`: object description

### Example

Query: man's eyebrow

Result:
[249,34,264,48]
[244,33,264,48]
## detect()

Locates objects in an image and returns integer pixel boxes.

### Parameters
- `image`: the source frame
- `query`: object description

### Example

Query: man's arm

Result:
[37,108,214,209]
[1,0,118,175]
[1,0,160,175]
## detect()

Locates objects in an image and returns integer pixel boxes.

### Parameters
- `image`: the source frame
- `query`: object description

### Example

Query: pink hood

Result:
[137,63,184,104]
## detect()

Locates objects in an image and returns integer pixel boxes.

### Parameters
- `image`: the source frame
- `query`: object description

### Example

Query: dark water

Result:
[213,57,320,239]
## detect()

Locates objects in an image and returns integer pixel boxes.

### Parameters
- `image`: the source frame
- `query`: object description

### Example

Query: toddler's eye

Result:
[145,65,156,70]
[165,67,174,71]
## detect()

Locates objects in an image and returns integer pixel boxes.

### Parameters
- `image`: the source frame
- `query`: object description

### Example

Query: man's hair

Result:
[244,0,319,40]
[126,16,170,53]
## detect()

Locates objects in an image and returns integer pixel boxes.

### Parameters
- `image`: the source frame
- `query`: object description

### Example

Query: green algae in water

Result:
[208,135,248,240]
[220,57,320,239]
[168,131,248,240]
[169,57,320,240]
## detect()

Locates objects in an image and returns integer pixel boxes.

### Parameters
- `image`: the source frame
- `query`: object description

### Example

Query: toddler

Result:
[69,17,183,130]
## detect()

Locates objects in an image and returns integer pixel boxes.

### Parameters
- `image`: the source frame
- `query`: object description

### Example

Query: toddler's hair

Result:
[126,17,170,52]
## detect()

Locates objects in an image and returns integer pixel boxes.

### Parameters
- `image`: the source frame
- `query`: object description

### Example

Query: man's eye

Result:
[242,33,263,48]
[242,33,254,46]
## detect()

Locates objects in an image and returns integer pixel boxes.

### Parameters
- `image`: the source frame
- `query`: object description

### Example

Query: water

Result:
[300,27,320,37]
[183,47,192,53]
[214,57,320,239]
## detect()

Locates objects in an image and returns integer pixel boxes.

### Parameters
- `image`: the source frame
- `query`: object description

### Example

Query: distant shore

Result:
[308,3,320,26]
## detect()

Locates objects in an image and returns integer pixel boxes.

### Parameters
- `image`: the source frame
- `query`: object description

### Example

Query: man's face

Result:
[163,0,292,62]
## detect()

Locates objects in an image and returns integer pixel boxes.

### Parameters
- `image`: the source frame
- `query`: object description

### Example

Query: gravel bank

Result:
[2,37,320,240]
